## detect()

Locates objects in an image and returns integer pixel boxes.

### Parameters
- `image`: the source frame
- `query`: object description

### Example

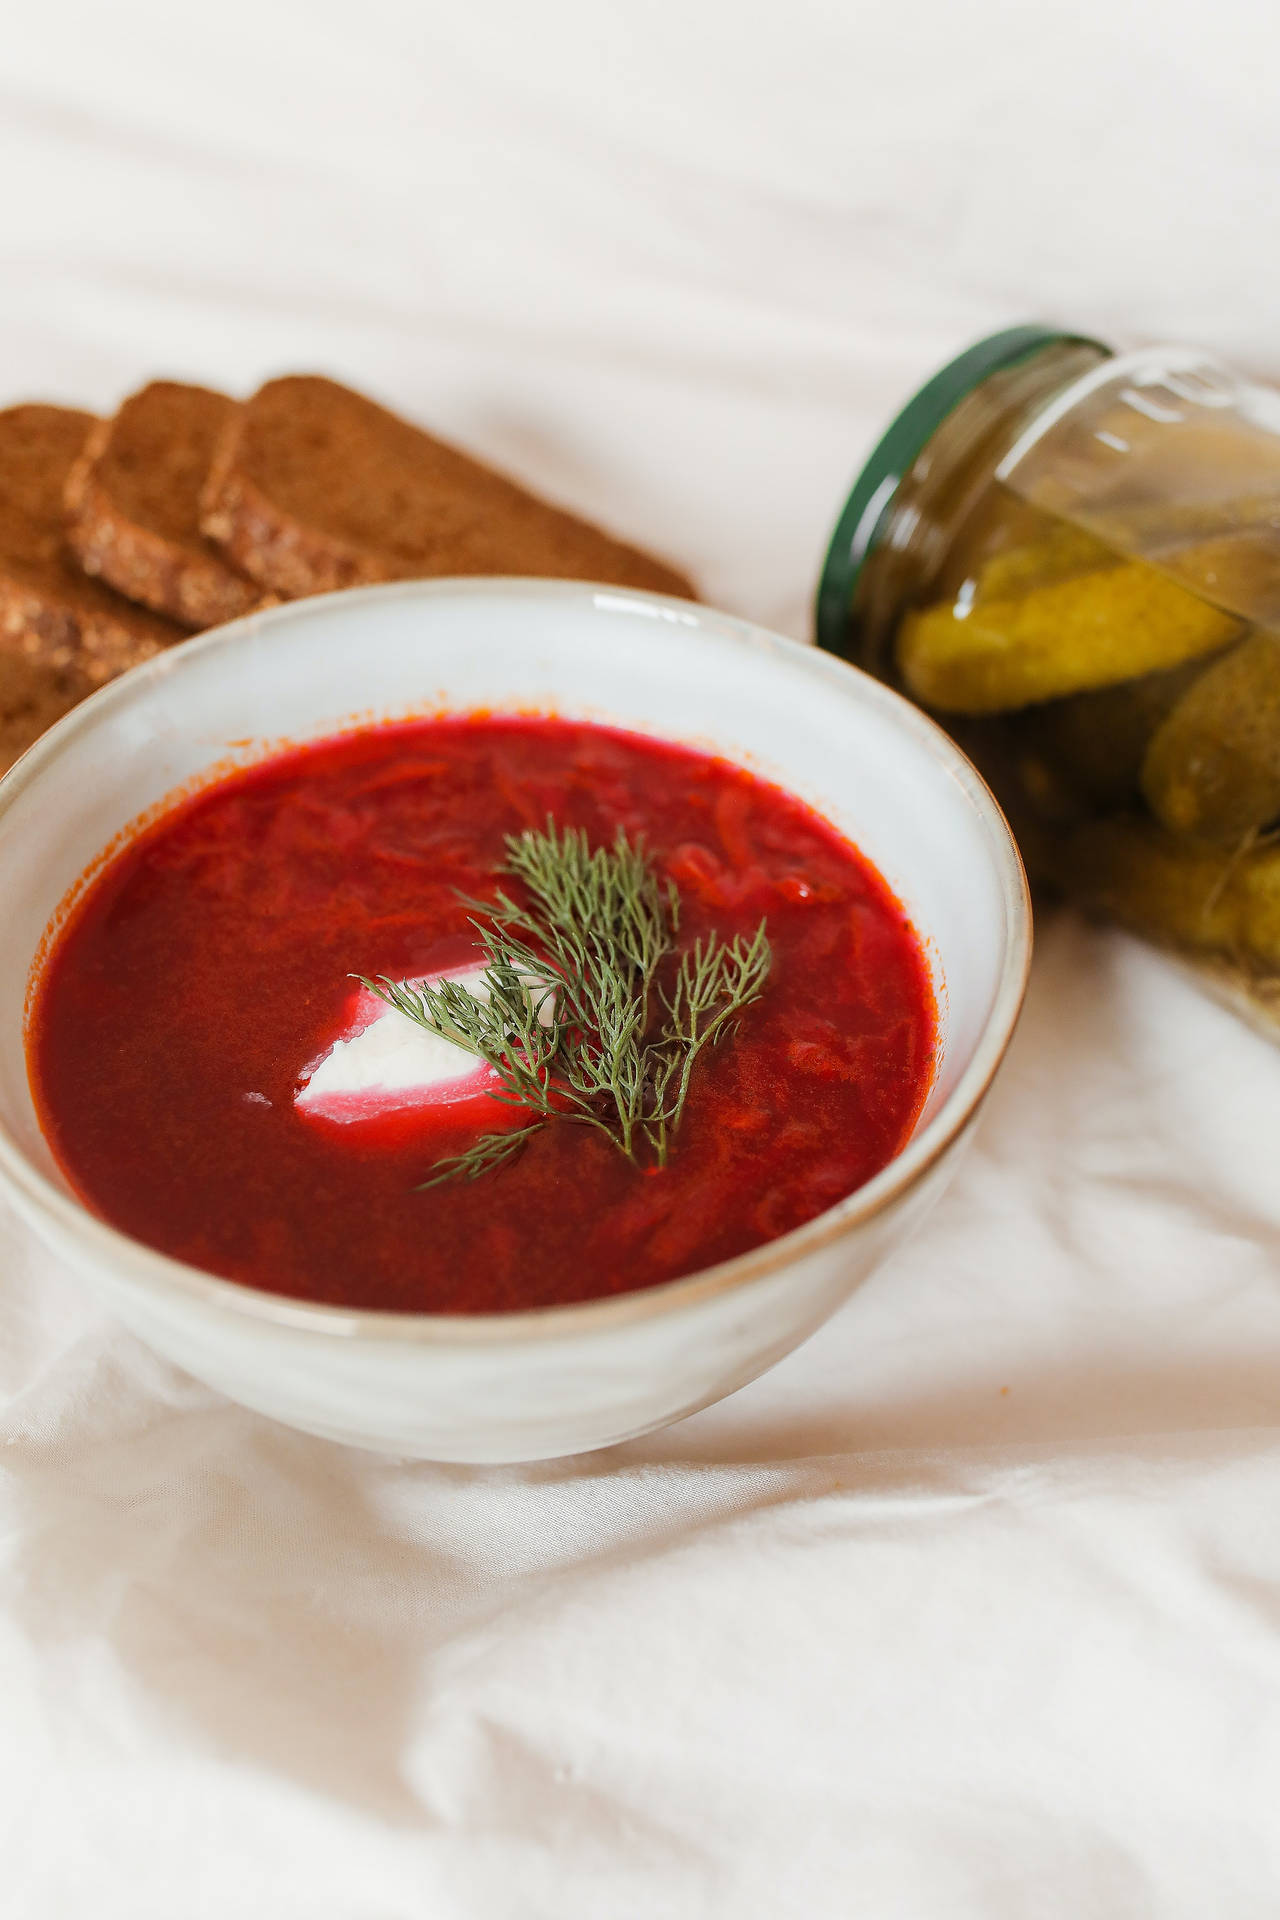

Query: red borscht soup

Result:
[28,716,936,1312]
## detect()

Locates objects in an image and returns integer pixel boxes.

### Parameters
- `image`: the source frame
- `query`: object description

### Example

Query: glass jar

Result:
[816,325,1280,1036]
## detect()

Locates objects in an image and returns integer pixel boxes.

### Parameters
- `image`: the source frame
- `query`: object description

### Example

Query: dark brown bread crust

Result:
[0,649,94,775]
[0,405,184,683]
[201,376,696,601]
[65,382,266,630]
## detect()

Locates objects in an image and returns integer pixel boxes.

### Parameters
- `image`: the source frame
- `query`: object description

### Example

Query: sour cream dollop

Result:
[295,967,503,1123]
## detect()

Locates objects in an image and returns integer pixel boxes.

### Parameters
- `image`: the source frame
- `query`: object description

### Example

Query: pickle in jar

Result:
[897,559,1242,715]
[1053,815,1280,967]
[1141,629,1280,844]
[1014,658,1210,818]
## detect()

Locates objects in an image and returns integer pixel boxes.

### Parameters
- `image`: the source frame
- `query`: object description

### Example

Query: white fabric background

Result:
[4,2,1280,1912]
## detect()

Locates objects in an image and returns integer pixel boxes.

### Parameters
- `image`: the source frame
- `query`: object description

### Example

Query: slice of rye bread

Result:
[0,406,185,683]
[0,648,95,775]
[65,381,266,629]
[200,375,696,600]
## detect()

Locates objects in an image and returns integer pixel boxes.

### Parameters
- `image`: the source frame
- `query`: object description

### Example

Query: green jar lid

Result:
[814,324,1108,659]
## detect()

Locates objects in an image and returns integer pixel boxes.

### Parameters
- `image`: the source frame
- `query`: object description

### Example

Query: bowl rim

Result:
[0,577,1032,1344]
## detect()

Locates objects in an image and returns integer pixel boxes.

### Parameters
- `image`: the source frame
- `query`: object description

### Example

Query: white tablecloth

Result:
[4,3,1280,1912]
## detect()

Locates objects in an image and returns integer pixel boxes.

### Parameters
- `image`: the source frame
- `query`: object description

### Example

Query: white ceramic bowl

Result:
[0,581,1029,1462]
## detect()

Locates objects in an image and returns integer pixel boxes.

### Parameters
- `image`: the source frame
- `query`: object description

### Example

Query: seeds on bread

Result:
[200,375,695,601]
[0,404,185,683]
[65,381,265,630]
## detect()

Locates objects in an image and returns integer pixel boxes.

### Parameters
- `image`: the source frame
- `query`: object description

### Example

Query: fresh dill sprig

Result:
[414,1123,544,1190]
[644,922,774,1165]
[357,819,771,1185]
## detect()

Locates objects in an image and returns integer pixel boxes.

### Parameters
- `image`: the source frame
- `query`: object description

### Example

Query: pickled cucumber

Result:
[897,563,1241,715]
[1015,658,1212,818]
[1141,630,1280,843]
[1054,815,1280,965]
